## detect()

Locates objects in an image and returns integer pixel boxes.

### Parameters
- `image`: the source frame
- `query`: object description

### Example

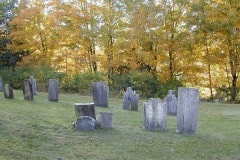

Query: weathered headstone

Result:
[92,81,109,107]
[0,77,2,92]
[176,87,199,134]
[29,76,37,95]
[123,87,139,111]
[97,112,114,128]
[215,99,220,104]
[166,90,177,116]
[48,79,59,102]
[144,98,167,131]
[74,103,96,120]
[22,79,33,100]
[75,116,96,131]
[3,84,14,99]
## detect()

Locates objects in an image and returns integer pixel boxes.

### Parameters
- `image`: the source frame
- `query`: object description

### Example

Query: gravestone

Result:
[22,79,33,100]
[123,87,139,111]
[74,103,96,120]
[48,79,59,102]
[92,81,109,107]
[0,77,2,92]
[144,98,167,131]
[166,90,177,116]
[29,76,37,95]
[3,84,14,99]
[176,87,199,134]
[75,116,96,131]
[215,99,220,104]
[97,112,114,128]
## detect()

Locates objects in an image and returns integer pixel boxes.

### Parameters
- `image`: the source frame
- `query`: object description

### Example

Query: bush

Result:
[61,72,106,95]
[0,66,64,91]
[108,73,131,97]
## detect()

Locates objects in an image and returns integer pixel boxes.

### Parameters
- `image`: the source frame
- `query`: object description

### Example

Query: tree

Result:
[0,0,26,70]
[9,0,58,66]
[205,0,240,101]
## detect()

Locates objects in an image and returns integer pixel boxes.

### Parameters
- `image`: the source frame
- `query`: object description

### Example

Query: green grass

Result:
[0,90,240,160]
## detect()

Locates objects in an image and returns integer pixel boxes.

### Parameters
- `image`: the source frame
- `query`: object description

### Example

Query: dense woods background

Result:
[0,0,239,102]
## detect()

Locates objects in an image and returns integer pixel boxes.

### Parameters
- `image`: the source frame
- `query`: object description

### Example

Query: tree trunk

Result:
[208,64,214,101]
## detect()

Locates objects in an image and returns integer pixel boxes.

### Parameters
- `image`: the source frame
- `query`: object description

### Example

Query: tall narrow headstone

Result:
[74,103,96,120]
[48,79,59,102]
[29,76,37,95]
[92,81,109,107]
[176,87,199,134]
[22,79,33,100]
[144,98,167,131]
[123,87,139,111]
[166,90,177,116]
[3,84,14,99]
[0,77,2,92]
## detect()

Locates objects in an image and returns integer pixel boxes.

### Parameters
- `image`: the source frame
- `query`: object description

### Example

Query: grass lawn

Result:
[0,90,240,160]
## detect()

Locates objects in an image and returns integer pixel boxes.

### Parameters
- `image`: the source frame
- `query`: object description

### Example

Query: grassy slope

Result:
[0,90,240,160]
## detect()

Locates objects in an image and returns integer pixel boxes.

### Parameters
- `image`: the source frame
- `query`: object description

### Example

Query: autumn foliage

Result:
[1,0,240,101]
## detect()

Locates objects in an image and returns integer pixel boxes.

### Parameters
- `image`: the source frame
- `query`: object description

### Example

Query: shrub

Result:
[0,66,64,91]
[61,72,106,95]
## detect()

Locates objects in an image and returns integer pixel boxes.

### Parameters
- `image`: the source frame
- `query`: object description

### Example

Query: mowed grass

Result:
[0,90,240,160]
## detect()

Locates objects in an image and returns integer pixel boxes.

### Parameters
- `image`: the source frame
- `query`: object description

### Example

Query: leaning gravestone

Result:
[48,79,59,102]
[176,87,199,134]
[74,103,96,120]
[97,112,114,128]
[3,84,14,99]
[92,81,109,107]
[123,87,139,111]
[144,98,167,131]
[0,77,2,92]
[75,116,96,131]
[166,90,177,116]
[22,79,33,100]
[29,76,37,95]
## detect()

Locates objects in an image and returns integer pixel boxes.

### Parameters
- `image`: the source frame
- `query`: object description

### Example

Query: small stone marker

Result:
[0,77,2,92]
[166,90,177,116]
[29,76,37,95]
[144,98,167,131]
[48,79,59,102]
[215,99,220,104]
[3,84,14,99]
[22,79,33,100]
[176,87,199,134]
[123,87,139,111]
[92,81,109,107]
[75,116,96,131]
[74,103,96,120]
[97,112,114,128]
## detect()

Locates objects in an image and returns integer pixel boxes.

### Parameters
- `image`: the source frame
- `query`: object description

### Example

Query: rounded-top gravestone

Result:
[22,79,33,100]
[48,79,59,102]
